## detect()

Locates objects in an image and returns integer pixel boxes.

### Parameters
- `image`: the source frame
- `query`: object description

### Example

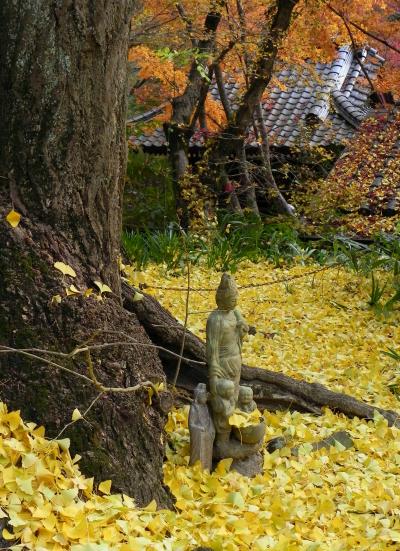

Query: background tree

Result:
[129,0,400,224]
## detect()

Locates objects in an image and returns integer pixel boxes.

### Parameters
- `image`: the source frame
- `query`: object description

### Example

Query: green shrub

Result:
[123,150,175,230]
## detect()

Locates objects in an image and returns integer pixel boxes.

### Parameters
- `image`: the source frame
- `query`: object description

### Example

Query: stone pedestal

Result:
[231,452,263,477]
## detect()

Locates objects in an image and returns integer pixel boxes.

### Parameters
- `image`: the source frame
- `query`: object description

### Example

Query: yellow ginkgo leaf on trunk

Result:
[94,281,112,295]
[132,291,144,302]
[6,209,21,228]
[54,262,77,278]
[147,381,165,405]
[71,409,82,422]
[51,294,62,304]
[65,285,80,297]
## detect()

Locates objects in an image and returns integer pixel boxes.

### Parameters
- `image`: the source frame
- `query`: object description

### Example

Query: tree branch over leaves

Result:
[0,339,206,396]
[172,0,226,125]
[333,8,384,106]
[176,3,197,46]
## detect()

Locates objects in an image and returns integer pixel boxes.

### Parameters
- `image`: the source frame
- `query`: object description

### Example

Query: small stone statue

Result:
[232,385,265,446]
[210,379,235,443]
[202,273,266,476]
[237,386,257,413]
[189,383,215,471]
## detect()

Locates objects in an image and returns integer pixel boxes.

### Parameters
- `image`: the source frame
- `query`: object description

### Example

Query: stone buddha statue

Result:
[189,383,215,471]
[206,273,249,401]
[203,273,266,476]
[188,273,265,476]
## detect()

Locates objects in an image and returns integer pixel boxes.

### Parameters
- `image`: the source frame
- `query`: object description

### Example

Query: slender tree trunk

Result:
[239,145,260,216]
[204,0,299,214]
[254,102,294,214]
[164,123,191,228]
[214,62,233,122]
[167,3,223,227]
[0,0,172,507]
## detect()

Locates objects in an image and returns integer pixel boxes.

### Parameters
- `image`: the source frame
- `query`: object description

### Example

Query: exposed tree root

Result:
[123,284,400,428]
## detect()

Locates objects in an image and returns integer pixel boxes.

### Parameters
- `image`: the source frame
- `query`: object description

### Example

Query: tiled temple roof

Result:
[130,45,385,151]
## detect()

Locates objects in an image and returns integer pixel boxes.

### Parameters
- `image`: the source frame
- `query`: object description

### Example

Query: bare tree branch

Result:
[327,3,400,55]
[332,9,385,105]
[233,0,300,134]
[213,62,233,121]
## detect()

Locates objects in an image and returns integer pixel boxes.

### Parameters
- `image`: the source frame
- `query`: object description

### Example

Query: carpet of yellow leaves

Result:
[1,262,400,550]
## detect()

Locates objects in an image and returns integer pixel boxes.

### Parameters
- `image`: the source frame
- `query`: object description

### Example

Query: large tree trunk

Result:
[123,286,400,428]
[0,0,172,507]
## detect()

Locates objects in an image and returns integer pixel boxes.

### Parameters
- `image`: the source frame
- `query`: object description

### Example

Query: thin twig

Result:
[172,249,191,387]
[73,342,206,365]
[85,349,106,391]
[53,392,105,441]
[140,264,338,292]
[0,346,93,383]
[0,347,169,393]
[0,339,206,366]
[336,11,383,104]
[327,4,400,55]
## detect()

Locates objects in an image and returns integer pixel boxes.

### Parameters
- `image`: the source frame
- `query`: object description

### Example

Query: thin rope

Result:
[139,264,337,292]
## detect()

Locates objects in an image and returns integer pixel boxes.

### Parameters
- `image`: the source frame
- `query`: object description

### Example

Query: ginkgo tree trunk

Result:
[0,0,172,507]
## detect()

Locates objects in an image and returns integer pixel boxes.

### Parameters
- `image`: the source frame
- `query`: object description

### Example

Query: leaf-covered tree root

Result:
[123,285,400,428]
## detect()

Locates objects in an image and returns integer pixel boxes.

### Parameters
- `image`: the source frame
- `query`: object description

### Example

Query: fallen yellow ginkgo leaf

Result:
[98,479,112,495]
[229,408,261,428]
[94,281,113,295]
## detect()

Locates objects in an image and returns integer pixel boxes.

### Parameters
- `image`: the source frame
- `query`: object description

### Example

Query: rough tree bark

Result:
[0,0,172,507]
[123,286,400,428]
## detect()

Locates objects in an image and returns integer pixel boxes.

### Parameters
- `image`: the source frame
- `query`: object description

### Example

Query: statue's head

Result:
[216,378,235,399]
[194,383,208,405]
[238,385,253,404]
[216,273,238,311]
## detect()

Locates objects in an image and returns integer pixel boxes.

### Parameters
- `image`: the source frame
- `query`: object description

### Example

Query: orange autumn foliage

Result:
[129,0,400,125]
